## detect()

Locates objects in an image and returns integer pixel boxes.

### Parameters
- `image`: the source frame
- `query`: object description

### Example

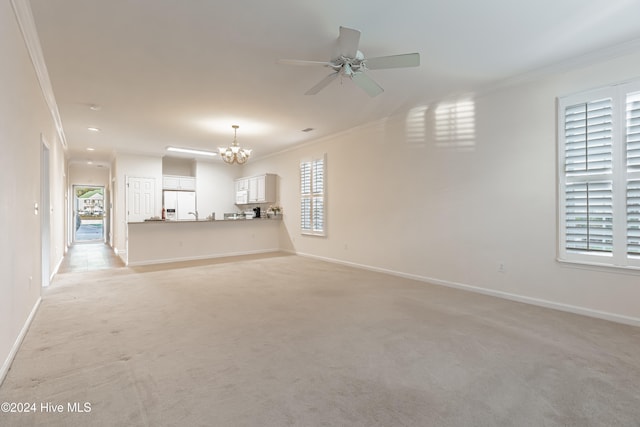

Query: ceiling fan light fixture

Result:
[278,26,419,97]
[218,125,251,164]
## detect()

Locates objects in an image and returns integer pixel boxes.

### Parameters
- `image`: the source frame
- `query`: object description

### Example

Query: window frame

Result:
[557,81,640,270]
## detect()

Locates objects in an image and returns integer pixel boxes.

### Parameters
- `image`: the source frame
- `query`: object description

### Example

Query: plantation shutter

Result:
[300,162,311,231]
[627,180,640,256]
[312,158,324,233]
[565,181,613,253]
[312,159,324,194]
[564,99,613,175]
[626,91,640,256]
[627,92,640,170]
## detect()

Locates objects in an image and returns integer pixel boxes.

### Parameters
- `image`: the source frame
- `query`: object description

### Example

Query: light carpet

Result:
[1,253,639,426]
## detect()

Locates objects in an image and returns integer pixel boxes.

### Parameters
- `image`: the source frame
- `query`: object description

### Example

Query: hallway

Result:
[57,242,124,274]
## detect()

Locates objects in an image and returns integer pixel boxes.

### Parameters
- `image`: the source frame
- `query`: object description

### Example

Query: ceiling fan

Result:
[278,26,420,97]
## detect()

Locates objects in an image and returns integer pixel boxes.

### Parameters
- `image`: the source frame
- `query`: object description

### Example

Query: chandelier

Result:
[218,125,252,164]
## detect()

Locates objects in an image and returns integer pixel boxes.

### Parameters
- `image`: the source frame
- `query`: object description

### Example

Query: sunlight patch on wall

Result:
[434,98,476,149]
[405,105,429,147]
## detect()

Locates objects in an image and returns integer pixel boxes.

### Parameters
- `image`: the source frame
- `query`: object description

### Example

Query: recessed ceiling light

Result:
[167,146,217,157]
[87,161,93,165]
[86,147,95,151]
[88,127,101,132]
[89,104,101,111]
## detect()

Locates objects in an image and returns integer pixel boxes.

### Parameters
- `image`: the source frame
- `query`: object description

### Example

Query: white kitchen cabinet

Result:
[235,174,276,204]
[248,176,259,202]
[163,175,196,191]
[235,178,249,192]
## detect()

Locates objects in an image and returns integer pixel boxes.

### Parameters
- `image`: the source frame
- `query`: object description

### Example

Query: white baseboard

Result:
[114,247,127,266]
[295,251,640,328]
[126,248,282,267]
[0,297,41,386]
[50,255,64,282]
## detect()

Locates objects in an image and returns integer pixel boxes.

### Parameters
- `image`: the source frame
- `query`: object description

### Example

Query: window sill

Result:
[301,231,326,237]
[556,257,640,275]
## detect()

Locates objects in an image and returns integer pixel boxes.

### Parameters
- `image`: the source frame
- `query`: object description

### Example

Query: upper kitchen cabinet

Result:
[235,173,276,204]
[162,157,196,190]
[163,175,196,191]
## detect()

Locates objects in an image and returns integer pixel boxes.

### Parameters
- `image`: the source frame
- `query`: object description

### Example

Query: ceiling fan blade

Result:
[337,26,361,58]
[365,53,420,70]
[351,72,384,97]
[305,72,339,95]
[278,59,333,67]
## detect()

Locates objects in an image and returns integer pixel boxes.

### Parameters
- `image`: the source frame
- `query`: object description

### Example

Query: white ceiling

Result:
[28,0,640,166]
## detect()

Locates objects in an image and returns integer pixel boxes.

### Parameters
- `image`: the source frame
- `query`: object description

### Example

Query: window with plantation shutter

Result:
[558,82,640,269]
[300,155,325,235]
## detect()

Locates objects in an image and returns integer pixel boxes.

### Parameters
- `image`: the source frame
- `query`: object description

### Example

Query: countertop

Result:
[130,217,281,224]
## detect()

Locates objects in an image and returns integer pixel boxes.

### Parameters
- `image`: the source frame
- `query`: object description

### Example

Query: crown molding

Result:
[481,37,640,96]
[10,0,67,149]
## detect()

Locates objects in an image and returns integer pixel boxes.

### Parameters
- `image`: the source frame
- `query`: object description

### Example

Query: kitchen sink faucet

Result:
[188,211,198,220]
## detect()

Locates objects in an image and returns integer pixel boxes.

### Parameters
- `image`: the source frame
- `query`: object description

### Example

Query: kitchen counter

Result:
[127,217,282,266]
[133,217,281,224]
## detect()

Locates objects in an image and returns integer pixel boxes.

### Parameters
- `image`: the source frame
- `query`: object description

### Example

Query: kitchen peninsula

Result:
[127,217,282,266]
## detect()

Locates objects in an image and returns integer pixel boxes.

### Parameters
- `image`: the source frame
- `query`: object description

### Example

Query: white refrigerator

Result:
[163,191,196,220]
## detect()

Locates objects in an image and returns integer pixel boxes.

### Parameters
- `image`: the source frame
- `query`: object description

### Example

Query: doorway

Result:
[74,185,105,242]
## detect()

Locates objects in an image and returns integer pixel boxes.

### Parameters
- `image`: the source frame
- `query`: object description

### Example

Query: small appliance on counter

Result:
[224,213,244,220]
[243,210,255,219]
[253,207,261,218]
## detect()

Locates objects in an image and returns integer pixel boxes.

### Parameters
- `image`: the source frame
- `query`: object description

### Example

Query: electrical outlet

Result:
[498,263,506,273]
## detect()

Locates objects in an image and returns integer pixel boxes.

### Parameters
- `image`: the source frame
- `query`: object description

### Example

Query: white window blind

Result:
[300,156,325,235]
[558,82,640,268]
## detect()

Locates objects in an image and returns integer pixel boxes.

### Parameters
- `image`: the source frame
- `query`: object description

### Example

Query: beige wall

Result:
[195,159,239,220]
[243,50,640,325]
[68,163,110,187]
[112,153,163,263]
[1,0,67,381]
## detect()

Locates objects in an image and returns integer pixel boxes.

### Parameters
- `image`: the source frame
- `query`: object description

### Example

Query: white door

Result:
[127,177,155,222]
